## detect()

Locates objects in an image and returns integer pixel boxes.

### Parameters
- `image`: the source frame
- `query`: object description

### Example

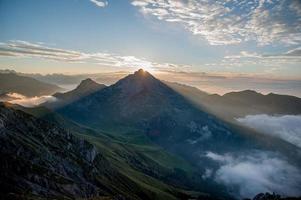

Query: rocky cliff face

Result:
[0,102,107,198]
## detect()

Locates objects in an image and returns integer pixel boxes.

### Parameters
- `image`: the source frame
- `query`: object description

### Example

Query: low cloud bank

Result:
[5,93,57,107]
[237,114,301,148]
[206,151,301,198]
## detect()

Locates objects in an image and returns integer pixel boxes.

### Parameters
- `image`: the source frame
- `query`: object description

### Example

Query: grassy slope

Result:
[16,105,205,200]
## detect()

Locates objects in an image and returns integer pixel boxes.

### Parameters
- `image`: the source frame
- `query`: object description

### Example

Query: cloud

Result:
[0,40,86,62]
[206,151,301,198]
[0,41,195,73]
[90,0,108,7]
[4,93,57,107]
[226,47,301,60]
[221,48,301,74]
[131,0,301,46]
[0,40,158,70]
[187,123,212,144]
[1,40,301,97]
[237,114,301,148]
[225,51,262,59]
[263,47,301,59]
[1,40,300,78]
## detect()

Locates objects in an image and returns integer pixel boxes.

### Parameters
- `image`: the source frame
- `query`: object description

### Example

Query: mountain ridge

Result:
[1,69,301,199]
[55,69,301,197]
[48,78,106,108]
[1,102,222,200]
[200,89,301,119]
[0,72,62,97]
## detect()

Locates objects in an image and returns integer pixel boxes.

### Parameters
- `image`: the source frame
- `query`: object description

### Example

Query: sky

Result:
[0,0,301,95]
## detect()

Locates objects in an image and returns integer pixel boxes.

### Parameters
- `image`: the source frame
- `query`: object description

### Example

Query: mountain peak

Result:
[79,78,96,85]
[113,69,162,97]
[116,69,156,85]
[50,78,106,107]
[136,68,145,74]
[133,68,152,78]
[77,78,100,90]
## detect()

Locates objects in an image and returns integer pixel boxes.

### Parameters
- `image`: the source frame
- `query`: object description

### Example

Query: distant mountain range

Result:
[1,69,300,121]
[0,72,62,97]
[1,69,301,199]
[164,82,301,120]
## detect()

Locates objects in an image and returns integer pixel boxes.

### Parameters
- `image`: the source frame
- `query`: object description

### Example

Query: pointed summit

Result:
[136,68,145,74]
[114,69,160,96]
[59,78,106,98]
[76,78,100,90]
[119,68,156,83]
[49,78,106,108]
[132,68,154,79]
[134,68,147,76]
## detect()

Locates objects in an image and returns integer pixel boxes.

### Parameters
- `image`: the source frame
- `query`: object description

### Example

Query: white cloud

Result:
[131,0,301,46]
[225,47,301,60]
[237,114,301,148]
[187,123,212,144]
[4,93,57,107]
[0,40,86,62]
[206,151,233,163]
[263,47,301,59]
[225,51,261,59]
[0,40,197,73]
[206,151,301,198]
[0,40,159,71]
[90,0,108,7]
[221,47,301,73]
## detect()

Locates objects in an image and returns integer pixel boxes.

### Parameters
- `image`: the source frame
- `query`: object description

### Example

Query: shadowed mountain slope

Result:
[46,78,106,108]
[2,69,301,199]
[163,81,208,104]
[1,102,233,200]
[0,73,62,97]
[56,70,301,188]
[160,82,301,120]
[200,90,301,119]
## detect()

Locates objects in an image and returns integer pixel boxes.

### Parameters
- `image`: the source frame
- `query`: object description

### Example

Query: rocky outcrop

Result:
[0,103,132,199]
[244,193,301,200]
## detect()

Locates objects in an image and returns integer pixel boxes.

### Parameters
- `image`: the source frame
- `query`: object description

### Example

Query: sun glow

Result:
[140,66,154,73]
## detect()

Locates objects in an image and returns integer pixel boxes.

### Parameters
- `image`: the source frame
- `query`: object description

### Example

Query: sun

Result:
[138,65,154,73]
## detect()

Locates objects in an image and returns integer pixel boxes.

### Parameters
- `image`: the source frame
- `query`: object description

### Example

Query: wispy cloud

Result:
[0,40,86,62]
[225,47,301,59]
[131,0,301,46]
[0,40,156,70]
[1,40,300,76]
[1,40,300,97]
[264,47,301,58]
[0,40,194,73]
[206,151,301,198]
[237,114,301,148]
[221,47,301,74]
[90,0,108,8]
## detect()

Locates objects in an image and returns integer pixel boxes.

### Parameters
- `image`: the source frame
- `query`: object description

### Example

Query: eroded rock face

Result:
[0,103,118,199]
